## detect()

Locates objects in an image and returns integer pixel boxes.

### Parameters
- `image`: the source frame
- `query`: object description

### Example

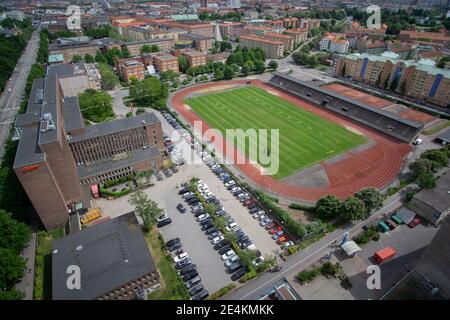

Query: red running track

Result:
[171,79,411,202]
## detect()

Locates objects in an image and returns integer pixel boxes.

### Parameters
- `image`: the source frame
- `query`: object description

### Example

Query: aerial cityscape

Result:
[0,0,449,305]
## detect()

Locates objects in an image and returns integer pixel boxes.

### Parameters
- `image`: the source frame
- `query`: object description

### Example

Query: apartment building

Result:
[335,52,450,107]
[283,28,308,45]
[13,65,164,230]
[241,25,272,37]
[125,38,175,56]
[319,34,349,54]
[240,35,285,59]
[152,54,179,73]
[116,59,146,82]
[218,22,242,40]
[178,33,213,52]
[400,30,450,47]
[159,21,214,38]
[299,18,320,31]
[265,32,294,52]
[180,50,208,67]
[122,25,187,42]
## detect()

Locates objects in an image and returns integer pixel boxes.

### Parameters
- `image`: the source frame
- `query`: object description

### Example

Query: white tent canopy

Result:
[341,240,362,256]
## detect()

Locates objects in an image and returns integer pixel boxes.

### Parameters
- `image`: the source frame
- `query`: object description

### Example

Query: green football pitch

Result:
[185,86,367,180]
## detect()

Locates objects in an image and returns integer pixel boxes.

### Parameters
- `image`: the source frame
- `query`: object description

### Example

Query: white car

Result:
[211,235,224,245]
[252,256,265,267]
[197,214,210,222]
[224,180,236,187]
[221,250,236,261]
[230,187,241,193]
[173,252,189,263]
[203,191,214,198]
[224,255,240,267]
[237,193,248,198]
[282,241,295,249]
[225,222,238,232]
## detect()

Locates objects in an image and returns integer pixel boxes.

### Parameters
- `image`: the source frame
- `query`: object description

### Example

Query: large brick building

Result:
[13,64,164,230]
[240,35,285,59]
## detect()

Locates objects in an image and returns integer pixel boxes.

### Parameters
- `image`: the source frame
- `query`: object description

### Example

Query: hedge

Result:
[99,187,132,198]
[289,203,316,212]
[206,284,236,300]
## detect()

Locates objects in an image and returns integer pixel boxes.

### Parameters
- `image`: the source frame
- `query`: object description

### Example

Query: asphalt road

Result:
[0,28,40,158]
[221,192,405,300]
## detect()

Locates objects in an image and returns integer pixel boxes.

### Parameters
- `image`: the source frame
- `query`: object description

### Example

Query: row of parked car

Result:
[203,156,294,249]
[178,181,252,281]
[164,237,209,300]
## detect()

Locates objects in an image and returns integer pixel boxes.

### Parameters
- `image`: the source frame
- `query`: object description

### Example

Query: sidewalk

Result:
[15,231,37,300]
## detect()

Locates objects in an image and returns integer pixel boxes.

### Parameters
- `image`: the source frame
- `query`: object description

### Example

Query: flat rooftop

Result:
[69,112,160,143]
[64,96,84,132]
[52,213,157,300]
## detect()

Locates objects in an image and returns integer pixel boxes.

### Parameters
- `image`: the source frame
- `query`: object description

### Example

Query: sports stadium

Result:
[170,73,426,203]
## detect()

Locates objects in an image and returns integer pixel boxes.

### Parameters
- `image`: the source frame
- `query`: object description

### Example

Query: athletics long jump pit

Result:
[170,79,411,203]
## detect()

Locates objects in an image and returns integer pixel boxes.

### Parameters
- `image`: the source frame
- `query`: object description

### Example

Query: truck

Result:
[80,208,101,224]
[90,184,99,199]
[373,247,396,264]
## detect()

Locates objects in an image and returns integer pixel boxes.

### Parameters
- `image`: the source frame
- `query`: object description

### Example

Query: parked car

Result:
[227,261,243,273]
[408,217,421,228]
[231,267,247,281]
[269,226,282,234]
[260,218,273,227]
[211,235,225,245]
[165,237,181,247]
[218,245,232,255]
[221,250,236,261]
[167,242,182,252]
[191,290,209,300]
[157,218,172,228]
[224,255,240,267]
[180,264,197,275]
[173,252,189,263]
[214,239,230,250]
[201,222,214,231]
[207,231,221,240]
[178,187,189,195]
[282,241,295,249]
[272,231,284,240]
[176,257,192,269]
[188,284,204,297]
[185,276,201,289]
[385,219,398,230]
[265,222,276,230]
[276,236,288,244]
[225,222,239,232]
[252,256,265,267]
[204,227,217,235]
[182,270,199,282]
[197,214,210,222]
[176,203,186,213]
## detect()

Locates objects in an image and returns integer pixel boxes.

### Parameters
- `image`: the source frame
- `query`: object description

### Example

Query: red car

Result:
[276,236,288,244]
[408,217,421,228]
[265,222,276,230]
[269,226,282,234]
[243,199,255,207]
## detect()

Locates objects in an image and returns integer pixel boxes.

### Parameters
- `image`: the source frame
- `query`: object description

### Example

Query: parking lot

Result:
[95,109,280,293]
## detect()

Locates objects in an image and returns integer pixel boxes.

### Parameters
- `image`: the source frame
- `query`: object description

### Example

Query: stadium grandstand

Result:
[269,72,423,143]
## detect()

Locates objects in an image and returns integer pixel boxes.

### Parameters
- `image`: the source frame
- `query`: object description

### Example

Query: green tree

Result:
[409,158,433,179]
[150,44,159,52]
[220,41,232,52]
[0,210,30,254]
[95,50,107,64]
[160,70,178,81]
[223,65,234,79]
[78,89,114,122]
[315,195,341,219]
[269,60,278,70]
[120,46,131,58]
[0,288,24,300]
[340,196,365,221]
[71,54,82,63]
[420,149,448,170]
[214,69,224,80]
[84,53,94,63]
[140,44,151,54]
[128,191,163,232]
[254,60,265,73]
[417,172,436,189]
[355,188,384,216]
[0,248,26,290]
[241,62,251,75]
[178,56,189,74]
[98,63,118,90]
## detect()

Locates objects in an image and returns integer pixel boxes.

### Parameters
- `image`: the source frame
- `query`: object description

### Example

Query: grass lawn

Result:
[185,86,366,179]
[34,228,64,300]
[145,228,189,300]
[422,120,450,136]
